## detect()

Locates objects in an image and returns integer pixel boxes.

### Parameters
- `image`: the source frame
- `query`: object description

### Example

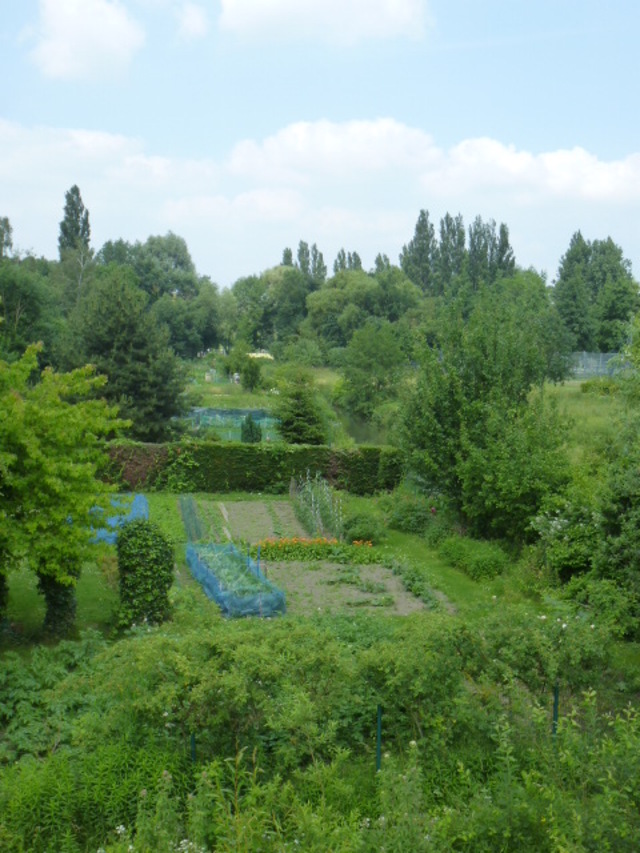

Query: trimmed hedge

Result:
[438,536,510,581]
[108,440,403,495]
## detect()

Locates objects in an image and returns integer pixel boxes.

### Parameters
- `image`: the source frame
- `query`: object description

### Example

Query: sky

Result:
[1,0,639,287]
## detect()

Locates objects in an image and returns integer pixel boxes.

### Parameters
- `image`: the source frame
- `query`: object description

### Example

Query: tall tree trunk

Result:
[37,572,78,636]
[0,570,8,623]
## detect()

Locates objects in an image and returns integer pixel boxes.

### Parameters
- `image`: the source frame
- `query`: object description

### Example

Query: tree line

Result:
[2,185,640,633]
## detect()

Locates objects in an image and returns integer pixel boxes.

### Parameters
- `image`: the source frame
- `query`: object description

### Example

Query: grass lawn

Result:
[545,379,623,467]
[185,359,279,411]
[3,553,118,646]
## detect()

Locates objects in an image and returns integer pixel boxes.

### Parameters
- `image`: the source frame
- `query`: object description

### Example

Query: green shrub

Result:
[530,495,600,582]
[439,536,509,581]
[240,413,262,443]
[342,510,384,545]
[117,519,174,627]
[560,574,636,638]
[581,376,620,395]
[385,491,435,533]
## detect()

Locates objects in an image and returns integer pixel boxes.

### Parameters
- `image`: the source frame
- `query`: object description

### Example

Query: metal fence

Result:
[570,352,622,378]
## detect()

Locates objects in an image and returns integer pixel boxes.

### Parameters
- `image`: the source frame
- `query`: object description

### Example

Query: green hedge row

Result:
[108,440,403,495]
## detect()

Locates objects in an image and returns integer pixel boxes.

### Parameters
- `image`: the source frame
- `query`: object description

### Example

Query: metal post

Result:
[376,704,382,772]
[552,682,559,740]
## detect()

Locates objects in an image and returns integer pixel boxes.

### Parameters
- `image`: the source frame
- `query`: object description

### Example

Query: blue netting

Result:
[91,494,150,544]
[185,408,280,442]
[185,542,286,618]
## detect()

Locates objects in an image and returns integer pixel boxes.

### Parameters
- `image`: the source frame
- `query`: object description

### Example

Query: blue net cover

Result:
[186,542,286,618]
[91,494,150,544]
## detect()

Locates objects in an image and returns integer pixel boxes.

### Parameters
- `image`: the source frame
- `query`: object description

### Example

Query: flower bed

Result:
[253,536,375,564]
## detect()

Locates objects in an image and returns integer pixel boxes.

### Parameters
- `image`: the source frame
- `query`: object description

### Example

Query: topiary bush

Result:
[117,518,174,627]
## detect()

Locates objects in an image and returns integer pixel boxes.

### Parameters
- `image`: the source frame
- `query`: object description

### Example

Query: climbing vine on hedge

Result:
[117,519,174,627]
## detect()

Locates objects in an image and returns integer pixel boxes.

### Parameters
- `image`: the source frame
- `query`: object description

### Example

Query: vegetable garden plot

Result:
[185,543,286,618]
[259,560,427,617]
[180,496,286,617]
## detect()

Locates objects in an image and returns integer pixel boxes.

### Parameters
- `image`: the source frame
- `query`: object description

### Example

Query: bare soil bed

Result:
[201,499,307,543]
[261,560,425,617]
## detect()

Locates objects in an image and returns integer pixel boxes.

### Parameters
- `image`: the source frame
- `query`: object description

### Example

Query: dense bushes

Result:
[108,439,403,495]
[439,536,510,581]
[383,489,452,544]
[0,596,636,852]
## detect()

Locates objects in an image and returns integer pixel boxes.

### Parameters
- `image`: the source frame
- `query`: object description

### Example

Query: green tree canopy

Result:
[0,259,61,361]
[338,320,406,420]
[402,275,571,541]
[66,266,185,441]
[58,185,91,258]
[133,232,200,301]
[553,232,638,351]
[400,208,437,294]
[274,368,327,445]
[0,217,13,260]
[0,344,124,631]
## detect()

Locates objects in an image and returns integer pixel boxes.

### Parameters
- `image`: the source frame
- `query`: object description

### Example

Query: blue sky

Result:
[1,1,639,287]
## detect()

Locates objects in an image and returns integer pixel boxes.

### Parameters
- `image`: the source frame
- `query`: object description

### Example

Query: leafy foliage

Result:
[0,259,61,361]
[0,345,123,630]
[337,319,406,420]
[65,266,185,441]
[240,412,262,443]
[529,490,601,582]
[342,510,384,545]
[117,518,174,627]
[273,368,327,444]
[403,278,571,542]
[553,231,639,351]
[58,184,90,257]
[0,578,636,852]
[438,535,509,581]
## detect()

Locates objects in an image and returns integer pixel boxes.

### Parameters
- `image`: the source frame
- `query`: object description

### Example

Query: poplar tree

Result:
[58,185,91,257]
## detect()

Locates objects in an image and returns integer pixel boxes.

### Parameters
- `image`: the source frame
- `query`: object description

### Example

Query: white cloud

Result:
[29,0,146,80]
[164,188,305,223]
[420,138,640,204]
[229,118,439,184]
[177,2,209,40]
[1,117,639,285]
[219,0,429,43]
